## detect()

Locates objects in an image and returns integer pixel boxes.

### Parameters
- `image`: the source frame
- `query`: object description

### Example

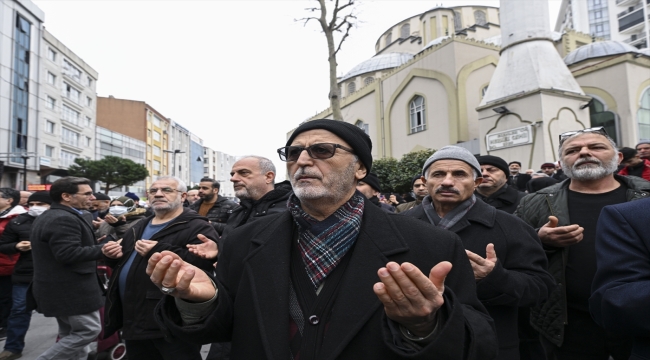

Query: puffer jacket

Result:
[0,213,35,283]
[514,175,650,346]
[189,195,239,235]
[0,206,27,276]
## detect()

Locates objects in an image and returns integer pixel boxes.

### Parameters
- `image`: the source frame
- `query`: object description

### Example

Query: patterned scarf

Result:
[287,193,364,291]
[422,194,476,230]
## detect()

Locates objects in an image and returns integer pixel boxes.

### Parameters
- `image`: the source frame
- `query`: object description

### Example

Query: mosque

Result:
[297,1,650,169]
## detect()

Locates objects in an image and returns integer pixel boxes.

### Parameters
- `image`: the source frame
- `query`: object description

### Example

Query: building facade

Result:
[0,0,44,189]
[203,147,236,198]
[168,120,191,185]
[39,29,99,185]
[189,135,203,187]
[96,126,146,196]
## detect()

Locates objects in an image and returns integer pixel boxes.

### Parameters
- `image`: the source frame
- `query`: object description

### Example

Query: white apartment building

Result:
[555,0,650,50]
[0,0,44,189]
[168,120,191,186]
[203,147,236,198]
[39,29,99,184]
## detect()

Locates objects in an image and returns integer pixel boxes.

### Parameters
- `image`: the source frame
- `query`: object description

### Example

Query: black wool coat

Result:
[104,208,218,340]
[155,199,499,360]
[30,203,104,317]
[475,184,526,215]
[404,198,554,359]
[0,213,36,284]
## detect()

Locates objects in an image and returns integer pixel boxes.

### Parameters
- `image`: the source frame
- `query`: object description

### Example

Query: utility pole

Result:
[163,149,184,177]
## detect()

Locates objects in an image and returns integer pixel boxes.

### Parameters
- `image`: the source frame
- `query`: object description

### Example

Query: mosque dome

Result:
[564,40,643,66]
[340,53,413,82]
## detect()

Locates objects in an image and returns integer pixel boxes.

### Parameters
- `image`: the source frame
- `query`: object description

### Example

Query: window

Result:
[153,145,161,156]
[153,160,161,171]
[588,96,618,144]
[63,59,82,82]
[153,131,161,142]
[46,120,55,133]
[48,48,56,62]
[60,150,77,168]
[147,160,151,169]
[409,96,426,133]
[62,105,80,125]
[85,116,91,127]
[153,115,161,128]
[12,15,31,157]
[87,76,92,87]
[85,136,91,147]
[147,129,152,138]
[474,10,487,25]
[400,23,410,38]
[364,77,374,85]
[61,127,80,147]
[86,97,92,107]
[204,166,209,173]
[63,83,80,103]
[45,145,54,157]
[638,88,650,141]
[454,11,463,31]
[46,96,55,109]
[47,72,56,85]
[386,32,392,45]
[347,81,356,94]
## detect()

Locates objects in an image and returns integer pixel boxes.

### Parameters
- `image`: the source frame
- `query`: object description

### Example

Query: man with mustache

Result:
[146,120,497,359]
[403,146,553,359]
[515,127,650,360]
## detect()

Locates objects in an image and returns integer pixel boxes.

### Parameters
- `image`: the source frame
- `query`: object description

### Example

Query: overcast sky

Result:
[32,0,562,181]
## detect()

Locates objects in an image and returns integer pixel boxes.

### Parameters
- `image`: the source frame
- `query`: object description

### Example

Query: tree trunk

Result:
[319,0,343,120]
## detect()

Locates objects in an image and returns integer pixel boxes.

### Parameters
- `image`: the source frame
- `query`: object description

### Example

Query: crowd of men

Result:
[0,123,649,360]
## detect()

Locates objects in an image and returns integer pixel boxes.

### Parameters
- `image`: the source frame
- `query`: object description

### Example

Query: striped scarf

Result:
[288,192,364,291]
[422,194,476,230]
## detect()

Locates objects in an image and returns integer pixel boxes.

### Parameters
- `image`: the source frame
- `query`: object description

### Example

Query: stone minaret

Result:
[477,0,591,168]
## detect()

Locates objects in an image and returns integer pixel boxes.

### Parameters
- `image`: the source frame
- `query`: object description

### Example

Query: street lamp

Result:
[163,149,184,177]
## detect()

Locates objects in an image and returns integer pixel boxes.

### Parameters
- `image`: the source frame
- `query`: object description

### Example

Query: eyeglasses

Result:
[277,143,354,162]
[559,127,608,145]
[148,187,182,195]
[73,191,94,197]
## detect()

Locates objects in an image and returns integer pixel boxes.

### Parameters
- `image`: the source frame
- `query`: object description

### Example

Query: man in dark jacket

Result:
[404,146,553,359]
[357,172,394,212]
[475,155,526,214]
[618,147,650,181]
[395,175,428,213]
[147,120,498,359]
[515,127,650,359]
[0,191,51,360]
[101,176,217,360]
[30,177,105,360]
[507,161,531,192]
[190,178,238,235]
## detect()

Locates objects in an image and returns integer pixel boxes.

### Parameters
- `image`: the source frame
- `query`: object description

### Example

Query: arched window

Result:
[386,32,392,45]
[347,81,356,95]
[474,10,487,25]
[355,120,369,134]
[409,96,426,133]
[454,11,463,31]
[588,97,619,144]
[400,23,410,38]
[364,77,374,85]
[638,88,650,141]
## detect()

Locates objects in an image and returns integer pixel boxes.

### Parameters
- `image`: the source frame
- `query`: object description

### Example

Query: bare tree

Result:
[298,0,357,120]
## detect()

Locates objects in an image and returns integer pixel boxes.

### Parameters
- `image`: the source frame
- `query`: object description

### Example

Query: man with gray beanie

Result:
[475,155,526,214]
[146,120,497,359]
[403,145,553,359]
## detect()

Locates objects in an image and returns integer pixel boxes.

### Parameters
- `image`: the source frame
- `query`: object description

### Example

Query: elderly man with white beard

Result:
[145,119,497,359]
[515,127,650,360]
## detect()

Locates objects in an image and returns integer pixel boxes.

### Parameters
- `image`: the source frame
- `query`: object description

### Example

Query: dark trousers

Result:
[0,275,12,328]
[542,309,633,360]
[4,283,32,353]
[125,338,202,360]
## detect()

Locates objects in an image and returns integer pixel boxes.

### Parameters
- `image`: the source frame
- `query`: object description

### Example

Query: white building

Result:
[39,29,99,184]
[555,0,650,50]
[168,120,191,185]
[0,0,44,189]
[203,147,237,198]
[95,126,146,196]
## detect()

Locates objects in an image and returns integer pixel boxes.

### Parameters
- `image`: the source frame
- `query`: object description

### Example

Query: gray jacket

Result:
[30,203,104,317]
[514,175,650,346]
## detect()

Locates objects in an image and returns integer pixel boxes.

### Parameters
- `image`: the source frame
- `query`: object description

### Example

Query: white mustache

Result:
[574,157,601,167]
[293,168,322,180]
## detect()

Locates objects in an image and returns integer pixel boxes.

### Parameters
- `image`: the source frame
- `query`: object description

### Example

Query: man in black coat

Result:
[507,161,531,192]
[189,178,238,236]
[30,177,105,360]
[101,176,217,360]
[404,146,554,360]
[146,120,498,359]
[475,155,526,214]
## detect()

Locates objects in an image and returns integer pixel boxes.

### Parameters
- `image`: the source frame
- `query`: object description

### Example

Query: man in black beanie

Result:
[357,172,394,212]
[395,175,428,213]
[476,155,526,214]
[147,119,497,359]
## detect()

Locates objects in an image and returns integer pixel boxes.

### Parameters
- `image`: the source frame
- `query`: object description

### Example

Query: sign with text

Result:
[486,125,533,151]
[28,184,51,191]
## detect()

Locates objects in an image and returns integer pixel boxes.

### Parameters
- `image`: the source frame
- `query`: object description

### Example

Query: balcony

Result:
[619,8,647,33]
[617,0,639,6]
[618,2,643,18]
[623,33,648,47]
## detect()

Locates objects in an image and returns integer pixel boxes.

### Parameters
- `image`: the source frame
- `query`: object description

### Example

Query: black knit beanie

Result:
[28,191,52,204]
[476,155,509,176]
[286,119,373,173]
[361,172,381,192]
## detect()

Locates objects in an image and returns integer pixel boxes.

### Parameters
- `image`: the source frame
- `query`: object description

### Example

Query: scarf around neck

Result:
[422,194,476,230]
[287,192,364,290]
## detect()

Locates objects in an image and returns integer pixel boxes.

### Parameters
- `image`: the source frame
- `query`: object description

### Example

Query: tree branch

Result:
[333,21,353,57]
[296,16,320,27]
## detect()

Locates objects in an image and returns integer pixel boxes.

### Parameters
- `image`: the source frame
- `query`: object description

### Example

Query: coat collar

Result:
[447,198,496,233]
[242,199,409,360]
[49,202,96,236]
[476,184,520,205]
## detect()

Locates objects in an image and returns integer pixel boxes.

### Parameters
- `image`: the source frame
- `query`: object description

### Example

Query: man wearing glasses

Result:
[101,176,217,360]
[146,120,497,359]
[30,177,104,360]
[515,127,650,359]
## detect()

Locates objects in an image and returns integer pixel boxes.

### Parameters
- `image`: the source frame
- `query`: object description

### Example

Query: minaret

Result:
[476,0,591,167]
